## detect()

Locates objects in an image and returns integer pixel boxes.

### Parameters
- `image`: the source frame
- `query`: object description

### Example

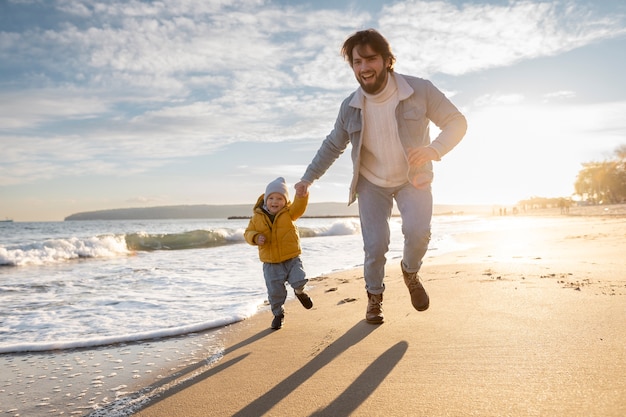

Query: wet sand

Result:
[0,329,225,416]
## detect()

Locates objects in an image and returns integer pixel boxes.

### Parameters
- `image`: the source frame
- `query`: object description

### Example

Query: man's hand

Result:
[255,234,266,245]
[407,146,438,167]
[295,180,311,197]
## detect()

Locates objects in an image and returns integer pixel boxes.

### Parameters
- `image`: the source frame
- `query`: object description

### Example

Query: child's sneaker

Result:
[271,314,284,330]
[295,292,313,309]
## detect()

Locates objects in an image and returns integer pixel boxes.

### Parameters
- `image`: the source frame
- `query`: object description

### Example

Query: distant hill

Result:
[64,202,491,221]
[64,203,360,221]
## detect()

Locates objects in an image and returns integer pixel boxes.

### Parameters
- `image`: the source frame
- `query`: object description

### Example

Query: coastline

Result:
[2,206,625,416]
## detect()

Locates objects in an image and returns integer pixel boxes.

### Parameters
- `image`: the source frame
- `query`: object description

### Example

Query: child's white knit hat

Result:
[265,177,289,204]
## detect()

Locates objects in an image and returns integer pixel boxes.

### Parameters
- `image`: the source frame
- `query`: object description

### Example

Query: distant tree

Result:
[517,196,564,209]
[574,144,626,204]
[614,145,626,201]
[574,162,607,203]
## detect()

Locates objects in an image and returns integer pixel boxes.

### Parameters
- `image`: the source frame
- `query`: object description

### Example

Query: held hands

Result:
[255,234,266,246]
[294,180,310,198]
[407,146,438,167]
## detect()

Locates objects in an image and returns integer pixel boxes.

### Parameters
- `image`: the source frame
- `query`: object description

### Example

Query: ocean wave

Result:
[0,316,246,354]
[125,229,243,251]
[298,218,360,237]
[0,220,360,267]
[0,235,130,267]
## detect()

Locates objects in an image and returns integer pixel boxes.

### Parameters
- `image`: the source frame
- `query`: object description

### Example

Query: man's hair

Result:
[341,29,396,72]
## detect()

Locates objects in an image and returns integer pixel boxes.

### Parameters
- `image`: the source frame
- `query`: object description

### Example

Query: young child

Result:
[244,177,313,330]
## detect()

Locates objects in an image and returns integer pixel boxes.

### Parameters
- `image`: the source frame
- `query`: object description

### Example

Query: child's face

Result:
[266,193,286,214]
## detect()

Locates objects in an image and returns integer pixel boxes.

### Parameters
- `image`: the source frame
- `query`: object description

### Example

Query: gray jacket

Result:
[301,73,467,205]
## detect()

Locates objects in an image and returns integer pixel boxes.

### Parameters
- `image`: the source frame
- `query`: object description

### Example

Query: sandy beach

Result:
[2,206,625,417]
[131,208,626,417]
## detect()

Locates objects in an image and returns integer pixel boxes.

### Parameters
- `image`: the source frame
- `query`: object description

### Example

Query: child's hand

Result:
[256,234,266,245]
[295,180,310,197]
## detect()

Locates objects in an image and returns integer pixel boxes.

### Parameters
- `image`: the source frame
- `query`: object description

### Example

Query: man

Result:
[295,29,467,324]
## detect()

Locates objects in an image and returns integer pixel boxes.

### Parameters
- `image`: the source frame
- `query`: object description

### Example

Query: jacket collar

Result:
[349,72,414,109]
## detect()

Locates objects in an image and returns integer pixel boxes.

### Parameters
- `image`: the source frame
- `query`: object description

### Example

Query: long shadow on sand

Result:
[310,341,408,416]
[232,321,383,417]
[146,327,277,398]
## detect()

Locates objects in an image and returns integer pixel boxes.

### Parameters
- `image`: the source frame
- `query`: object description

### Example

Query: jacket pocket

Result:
[400,105,430,148]
[402,105,426,121]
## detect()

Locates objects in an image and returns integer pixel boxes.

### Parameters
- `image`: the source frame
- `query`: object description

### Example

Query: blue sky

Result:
[1,0,625,221]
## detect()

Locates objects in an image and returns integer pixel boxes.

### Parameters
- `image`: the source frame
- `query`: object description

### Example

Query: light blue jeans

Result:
[356,176,432,295]
[263,256,307,317]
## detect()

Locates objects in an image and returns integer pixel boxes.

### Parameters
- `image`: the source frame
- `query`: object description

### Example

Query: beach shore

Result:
[129,208,626,417]
[2,206,625,417]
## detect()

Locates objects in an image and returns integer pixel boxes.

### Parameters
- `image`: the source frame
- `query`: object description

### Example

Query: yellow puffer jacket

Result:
[244,193,308,263]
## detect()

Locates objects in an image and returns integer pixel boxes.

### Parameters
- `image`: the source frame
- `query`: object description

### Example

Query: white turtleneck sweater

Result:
[359,75,408,188]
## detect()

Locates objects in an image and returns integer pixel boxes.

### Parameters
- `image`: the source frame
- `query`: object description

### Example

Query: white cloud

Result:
[0,89,110,128]
[474,93,526,107]
[380,0,626,76]
[543,90,576,101]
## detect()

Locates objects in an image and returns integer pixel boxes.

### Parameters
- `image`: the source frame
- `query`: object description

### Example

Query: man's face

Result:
[351,44,389,95]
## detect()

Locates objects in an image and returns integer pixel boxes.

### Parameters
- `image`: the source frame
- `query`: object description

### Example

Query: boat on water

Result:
[1,219,13,223]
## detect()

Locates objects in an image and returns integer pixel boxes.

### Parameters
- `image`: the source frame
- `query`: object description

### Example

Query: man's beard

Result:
[358,70,388,95]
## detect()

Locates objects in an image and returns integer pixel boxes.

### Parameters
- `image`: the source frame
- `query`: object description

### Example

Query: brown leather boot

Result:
[401,262,429,311]
[366,292,384,324]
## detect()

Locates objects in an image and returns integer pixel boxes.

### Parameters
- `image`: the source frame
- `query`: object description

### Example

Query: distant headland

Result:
[64,203,491,221]
[64,203,358,221]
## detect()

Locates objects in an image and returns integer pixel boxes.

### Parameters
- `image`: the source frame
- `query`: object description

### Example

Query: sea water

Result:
[0,215,490,354]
